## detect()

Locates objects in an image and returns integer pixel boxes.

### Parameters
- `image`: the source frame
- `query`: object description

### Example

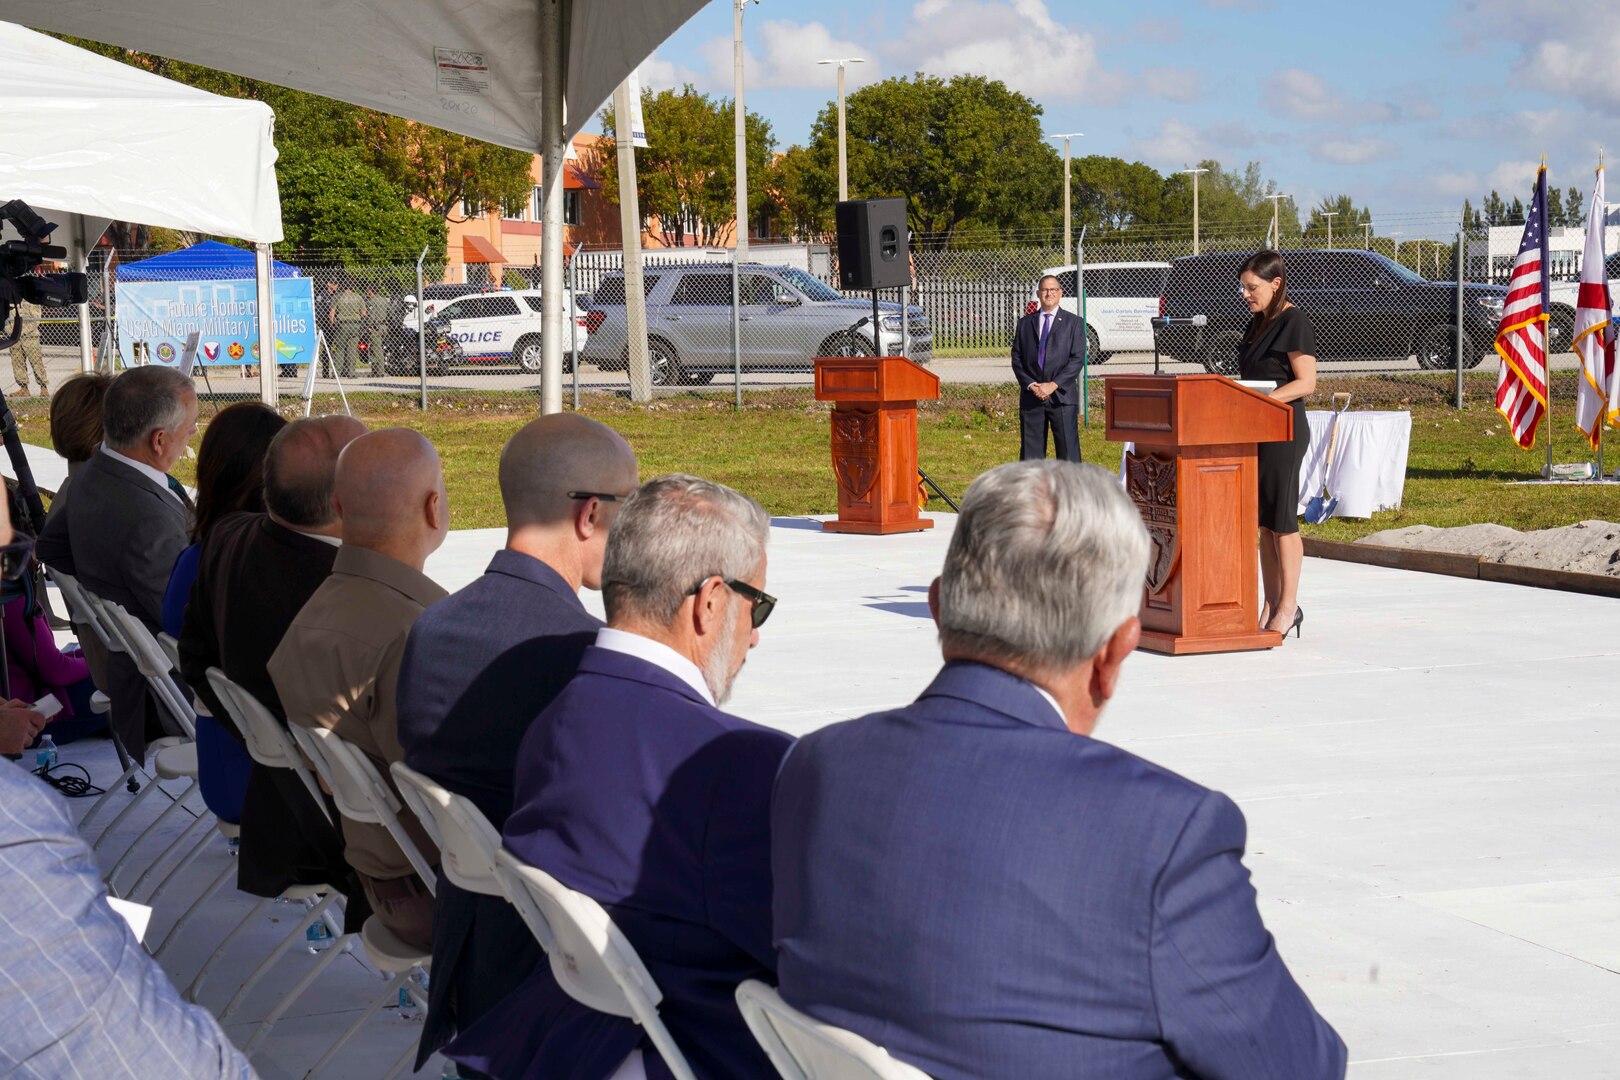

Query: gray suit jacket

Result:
[38,450,189,761]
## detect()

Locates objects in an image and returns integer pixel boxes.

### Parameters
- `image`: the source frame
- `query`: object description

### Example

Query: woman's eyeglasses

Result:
[0,536,35,582]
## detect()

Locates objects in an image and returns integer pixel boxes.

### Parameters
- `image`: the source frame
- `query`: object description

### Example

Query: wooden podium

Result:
[1105,374,1294,655]
[813,355,939,534]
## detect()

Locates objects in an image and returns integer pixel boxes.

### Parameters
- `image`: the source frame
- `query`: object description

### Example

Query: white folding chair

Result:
[735,981,934,1080]
[389,761,501,900]
[302,918,432,1080]
[290,725,437,892]
[491,847,698,1080]
[97,598,196,739]
[156,630,181,670]
[205,667,331,826]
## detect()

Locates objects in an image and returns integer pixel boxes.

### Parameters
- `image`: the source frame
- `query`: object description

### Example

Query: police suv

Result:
[403,288,590,373]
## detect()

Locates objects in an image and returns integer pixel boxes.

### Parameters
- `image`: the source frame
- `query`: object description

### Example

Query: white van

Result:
[1027,261,1171,361]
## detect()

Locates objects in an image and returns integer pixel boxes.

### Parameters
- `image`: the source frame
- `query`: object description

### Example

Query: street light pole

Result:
[1180,167,1209,255]
[733,0,754,260]
[1265,193,1290,249]
[1321,210,1338,249]
[1049,133,1084,261]
[1389,230,1403,265]
[1363,221,1373,250]
[818,57,866,202]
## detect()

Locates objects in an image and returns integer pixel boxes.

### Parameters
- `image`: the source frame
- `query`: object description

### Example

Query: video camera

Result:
[0,199,89,350]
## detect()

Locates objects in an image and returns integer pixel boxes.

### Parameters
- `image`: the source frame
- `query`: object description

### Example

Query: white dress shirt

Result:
[595,626,715,706]
[1027,680,1065,727]
[100,445,182,504]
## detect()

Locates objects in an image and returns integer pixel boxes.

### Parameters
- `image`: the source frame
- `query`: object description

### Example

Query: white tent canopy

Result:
[0,21,282,248]
[0,0,708,412]
[0,0,701,154]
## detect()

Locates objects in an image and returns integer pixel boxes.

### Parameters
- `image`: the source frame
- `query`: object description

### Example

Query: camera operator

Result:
[9,298,47,398]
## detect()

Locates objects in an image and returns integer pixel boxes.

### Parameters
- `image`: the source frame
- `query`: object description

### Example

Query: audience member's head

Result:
[263,415,368,532]
[332,428,448,566]
[498,414,637,589]
[933,460,1150,735]
[101,366,198,473]
[602,474,770,705]
[190,402,287,542]
[48,372,112,464]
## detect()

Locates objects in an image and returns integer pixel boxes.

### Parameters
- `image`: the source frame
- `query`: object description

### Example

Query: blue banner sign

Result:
[115,277,317,367]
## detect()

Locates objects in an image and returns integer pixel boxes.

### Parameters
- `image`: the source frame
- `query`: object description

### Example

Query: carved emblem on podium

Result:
[1125,451,1179,594]
[831,411,879,498]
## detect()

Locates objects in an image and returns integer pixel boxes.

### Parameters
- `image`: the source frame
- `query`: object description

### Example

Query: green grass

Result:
[20,372,1613,538]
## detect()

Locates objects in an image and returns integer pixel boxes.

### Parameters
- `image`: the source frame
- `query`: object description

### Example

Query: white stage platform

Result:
[51,514,1620,1077]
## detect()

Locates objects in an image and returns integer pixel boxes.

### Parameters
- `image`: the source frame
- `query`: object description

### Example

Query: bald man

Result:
[398,413,637,1067]
[270,428,449,949]
[180,413,374,911]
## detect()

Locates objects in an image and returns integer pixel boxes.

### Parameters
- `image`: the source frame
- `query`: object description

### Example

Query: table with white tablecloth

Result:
[1296,409,1410,519]
[1117,409,1411,520]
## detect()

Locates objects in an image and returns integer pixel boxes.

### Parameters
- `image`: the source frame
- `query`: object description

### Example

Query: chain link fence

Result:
[13,220,1572,423]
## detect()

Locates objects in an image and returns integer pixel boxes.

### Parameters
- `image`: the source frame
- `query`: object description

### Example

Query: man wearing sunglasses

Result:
[445,474,791,1080]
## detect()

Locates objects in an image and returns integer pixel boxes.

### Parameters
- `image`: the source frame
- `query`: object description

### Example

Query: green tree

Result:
[1069,156,1167,231]
[787,73,1062,249]
[1304,194,1372,246]
[766,144,836,241]
[275,146,446,264]
[598,86,776,247]
[351,113,533,220]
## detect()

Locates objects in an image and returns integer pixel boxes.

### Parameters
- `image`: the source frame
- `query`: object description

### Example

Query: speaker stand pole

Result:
[871,291,879,355]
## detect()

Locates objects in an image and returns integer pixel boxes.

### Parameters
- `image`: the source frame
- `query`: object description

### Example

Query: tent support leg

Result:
[539,0,566,415]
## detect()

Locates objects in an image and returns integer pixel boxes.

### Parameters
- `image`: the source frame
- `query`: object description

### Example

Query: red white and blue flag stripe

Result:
[1494,166,1551,449]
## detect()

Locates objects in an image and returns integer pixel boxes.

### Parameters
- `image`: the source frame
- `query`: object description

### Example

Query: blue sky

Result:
[613,0,1620,240]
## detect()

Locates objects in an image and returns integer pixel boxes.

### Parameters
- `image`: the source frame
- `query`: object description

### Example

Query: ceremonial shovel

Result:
[1304,392,1353,524]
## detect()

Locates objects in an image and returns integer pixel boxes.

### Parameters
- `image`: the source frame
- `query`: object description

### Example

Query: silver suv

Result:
[581,263,931,385]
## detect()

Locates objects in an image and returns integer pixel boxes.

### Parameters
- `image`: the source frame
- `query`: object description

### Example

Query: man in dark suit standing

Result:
[178,415,369,914]
[397,414,637,1069]
[444,474,791,1080]
[772,460,1346,1080]
[37,366,197,762]
[1011,274,1084,462]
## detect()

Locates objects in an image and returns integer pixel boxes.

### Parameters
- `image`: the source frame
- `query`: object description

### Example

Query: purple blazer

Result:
[445,644,793,1080]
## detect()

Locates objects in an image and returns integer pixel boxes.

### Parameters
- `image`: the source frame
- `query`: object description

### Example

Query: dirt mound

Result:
[1358,520,1620,577]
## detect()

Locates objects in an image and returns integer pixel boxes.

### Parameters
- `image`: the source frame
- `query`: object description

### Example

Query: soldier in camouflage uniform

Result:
[362,284,389,376]
[9,300,48,398]
[330,281,365,378]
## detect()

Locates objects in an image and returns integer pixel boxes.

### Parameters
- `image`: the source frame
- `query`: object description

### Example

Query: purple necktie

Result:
[1037,312,1053,372]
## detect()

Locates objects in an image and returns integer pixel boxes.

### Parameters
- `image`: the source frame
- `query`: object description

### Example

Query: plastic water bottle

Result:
[439,1061,461,1080]
[305,918,332,952]
[34,734,57,772]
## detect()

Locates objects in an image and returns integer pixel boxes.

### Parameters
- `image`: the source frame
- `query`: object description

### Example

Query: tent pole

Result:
[255,244,276,406]
[539,0,566,415]
[74,219,93,373]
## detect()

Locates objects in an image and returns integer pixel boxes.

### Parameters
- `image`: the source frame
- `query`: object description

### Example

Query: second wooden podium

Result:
[1105,374,1294,655]
[813,355,939,534]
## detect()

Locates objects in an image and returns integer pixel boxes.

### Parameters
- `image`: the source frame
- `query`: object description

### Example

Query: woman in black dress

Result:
[1237,250,1317,639]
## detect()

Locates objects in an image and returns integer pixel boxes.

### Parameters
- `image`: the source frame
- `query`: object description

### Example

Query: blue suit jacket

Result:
[395,550,600,1065]
[772,661,1347,1080]
[445,645,794,1080]
[1010,307,1085,408]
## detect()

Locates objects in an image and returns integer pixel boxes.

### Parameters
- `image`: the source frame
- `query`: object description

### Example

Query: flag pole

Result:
[1600,150,1607,480]
[1542,154,1553,479]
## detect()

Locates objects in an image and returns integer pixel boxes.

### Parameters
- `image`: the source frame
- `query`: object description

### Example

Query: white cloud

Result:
[637,53,702,92]
[1142,67,1199,103]
[1487,159,1544,194]
[1311,137,1398,165]
[1427,171,1481,200]
[894,0,1110,101]
[1468,0,1620,112]
[1264,68,1396,125]
[752,21,882,91]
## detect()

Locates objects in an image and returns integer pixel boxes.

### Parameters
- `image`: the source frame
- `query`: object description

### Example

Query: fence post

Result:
[415,246,428,412]
[731,250,742,410]
[568,252,580,411]
[1454,226,1464,410]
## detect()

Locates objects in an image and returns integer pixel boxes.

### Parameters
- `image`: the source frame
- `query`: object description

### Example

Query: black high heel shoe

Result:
[1270,606,1304,640]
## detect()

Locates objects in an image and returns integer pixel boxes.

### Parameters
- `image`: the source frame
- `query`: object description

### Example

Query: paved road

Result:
[20,345,1583,401]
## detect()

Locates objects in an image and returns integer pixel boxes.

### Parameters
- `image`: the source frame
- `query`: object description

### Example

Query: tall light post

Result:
[733,0,756,259]
[1180,166,1209,255]
[1264,193,1289,249]
[1388,230,1403,266]
[1362,220,1373,250]
[818,57,865,202]
[1320,209,1338,249]
[1049,132,1084,259]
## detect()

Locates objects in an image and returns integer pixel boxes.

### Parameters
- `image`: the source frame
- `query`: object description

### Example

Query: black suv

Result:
[1156,250,1509,374]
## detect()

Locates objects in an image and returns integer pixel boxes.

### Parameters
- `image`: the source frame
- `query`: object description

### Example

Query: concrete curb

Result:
[1304,537,1620,599]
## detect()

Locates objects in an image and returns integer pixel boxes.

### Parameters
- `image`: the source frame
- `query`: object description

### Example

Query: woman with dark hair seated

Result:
[162,401,288,825]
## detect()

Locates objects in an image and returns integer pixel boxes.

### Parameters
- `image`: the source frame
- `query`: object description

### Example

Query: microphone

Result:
[1150,314,1207,329]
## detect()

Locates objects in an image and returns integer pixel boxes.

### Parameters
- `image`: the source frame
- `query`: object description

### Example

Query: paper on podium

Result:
[106,896,153,943]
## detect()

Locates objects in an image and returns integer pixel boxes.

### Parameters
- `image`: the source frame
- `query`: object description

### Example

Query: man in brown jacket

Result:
[269,427,449,948]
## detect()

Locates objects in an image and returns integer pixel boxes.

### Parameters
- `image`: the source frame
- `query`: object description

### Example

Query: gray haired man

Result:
[772,460,1345,1080]
[38,365,198,762]
[452,475,792,1080]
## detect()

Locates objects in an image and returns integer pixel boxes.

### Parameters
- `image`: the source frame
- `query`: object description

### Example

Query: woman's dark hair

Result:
[191,402,288,542]
[1239,249,1290,337]
[48,372,113,463]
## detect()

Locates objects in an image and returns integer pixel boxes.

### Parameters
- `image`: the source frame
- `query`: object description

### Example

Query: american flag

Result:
[1494,166,1551,449]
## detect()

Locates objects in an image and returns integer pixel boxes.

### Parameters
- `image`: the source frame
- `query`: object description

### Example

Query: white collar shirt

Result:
[100,445,181,504]
[595,626,716,707]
